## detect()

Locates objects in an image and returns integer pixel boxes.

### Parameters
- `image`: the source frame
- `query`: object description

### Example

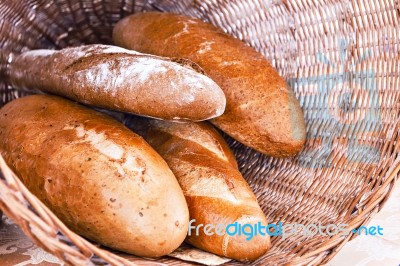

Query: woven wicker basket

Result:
[1,0,400,265]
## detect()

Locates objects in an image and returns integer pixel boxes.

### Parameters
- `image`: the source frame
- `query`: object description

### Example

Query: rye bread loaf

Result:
[113,12,306,157]
[8,44,226,121]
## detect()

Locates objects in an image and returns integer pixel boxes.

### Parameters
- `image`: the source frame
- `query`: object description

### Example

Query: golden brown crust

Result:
[113,12,306,157]
[8,44,226,121]
[125,116,271,261]
[0,95,189,257]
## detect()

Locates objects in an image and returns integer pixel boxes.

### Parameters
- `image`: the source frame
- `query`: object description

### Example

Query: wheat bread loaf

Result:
[0,95,189,257]
[8,44,226,121]
[125,116,271,261]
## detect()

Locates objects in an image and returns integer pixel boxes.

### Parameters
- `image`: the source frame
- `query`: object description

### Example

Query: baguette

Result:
[8,44,226,121]
[0,95,189,257]
[113,12,306,157]
[125,116,271,262]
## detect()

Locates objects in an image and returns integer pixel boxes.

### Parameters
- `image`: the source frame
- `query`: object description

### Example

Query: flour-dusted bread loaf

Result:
[8,44,226,121]
[0,95,189,257]
[114,12,306,157]
[125,116,271,262]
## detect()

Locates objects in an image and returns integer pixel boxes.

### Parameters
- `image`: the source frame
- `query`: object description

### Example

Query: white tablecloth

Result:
[329,180,400,266]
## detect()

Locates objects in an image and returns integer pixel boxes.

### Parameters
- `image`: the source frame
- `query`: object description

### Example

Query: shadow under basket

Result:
[1,0,400,265]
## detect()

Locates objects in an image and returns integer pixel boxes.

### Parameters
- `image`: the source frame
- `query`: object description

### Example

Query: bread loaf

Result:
[0,95,189,257]
[125,116,271,262]
[8,44,226,121]
[113,12,306,157]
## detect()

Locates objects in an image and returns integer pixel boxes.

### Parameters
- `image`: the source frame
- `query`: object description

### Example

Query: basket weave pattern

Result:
[0,0,400,265]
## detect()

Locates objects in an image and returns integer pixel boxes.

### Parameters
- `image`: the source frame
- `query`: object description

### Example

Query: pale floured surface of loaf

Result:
[63,124,125,160]
[8,44,226,121]
[0,95,189,257]
[170,159,256,203]
[143,120,237,167]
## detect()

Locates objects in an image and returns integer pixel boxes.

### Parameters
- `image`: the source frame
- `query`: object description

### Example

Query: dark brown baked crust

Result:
[113,12,306,157]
